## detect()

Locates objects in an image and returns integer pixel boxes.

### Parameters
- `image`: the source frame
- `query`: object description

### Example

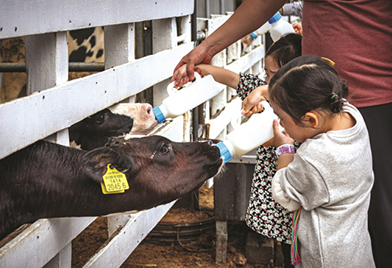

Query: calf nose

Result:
[107,138,121,147]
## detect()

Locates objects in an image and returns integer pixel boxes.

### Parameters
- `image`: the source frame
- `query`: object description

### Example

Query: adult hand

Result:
[172,43,213,86]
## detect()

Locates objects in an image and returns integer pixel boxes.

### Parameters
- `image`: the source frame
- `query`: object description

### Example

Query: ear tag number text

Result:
[101,164,129,194]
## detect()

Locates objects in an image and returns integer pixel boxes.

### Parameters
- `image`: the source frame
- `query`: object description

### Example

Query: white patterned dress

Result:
[236,73,293,244]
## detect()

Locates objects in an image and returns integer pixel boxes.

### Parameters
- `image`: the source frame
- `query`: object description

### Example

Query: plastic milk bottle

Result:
[215,101,280,163]
[268,11,295,42]
[153,73,222,123]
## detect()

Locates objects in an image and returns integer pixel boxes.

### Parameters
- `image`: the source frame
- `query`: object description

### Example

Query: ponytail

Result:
[330,80,348,113]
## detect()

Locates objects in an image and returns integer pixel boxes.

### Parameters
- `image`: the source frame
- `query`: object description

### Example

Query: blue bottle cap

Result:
[214,141,232,164]
[250,32,257,39]
[268,11,282,24]
[152,106,167,123]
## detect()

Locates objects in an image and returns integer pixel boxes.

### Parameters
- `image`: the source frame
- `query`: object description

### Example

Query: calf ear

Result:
[81,147,134,183]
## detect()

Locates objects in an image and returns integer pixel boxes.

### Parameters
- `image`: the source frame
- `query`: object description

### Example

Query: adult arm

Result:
[172,0,287,85]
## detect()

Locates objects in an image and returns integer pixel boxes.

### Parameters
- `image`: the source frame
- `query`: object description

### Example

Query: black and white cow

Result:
[1,27,105,103]
[0,135,223,240]
[67,27,104,63]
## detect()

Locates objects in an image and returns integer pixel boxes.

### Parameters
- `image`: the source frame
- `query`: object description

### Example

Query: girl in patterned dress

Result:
[175,33,301,267]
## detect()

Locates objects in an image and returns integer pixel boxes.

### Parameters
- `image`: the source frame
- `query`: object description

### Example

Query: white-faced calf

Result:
[70,103,158,150]
[0,135,223,240]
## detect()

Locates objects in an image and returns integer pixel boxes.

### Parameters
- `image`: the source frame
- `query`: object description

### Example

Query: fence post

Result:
[25,32,70,145]
[152,17,177,108]
[104,23,140,236]
[25,31,71,267]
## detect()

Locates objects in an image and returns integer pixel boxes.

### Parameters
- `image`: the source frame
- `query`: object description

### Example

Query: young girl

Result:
[269,54,375,267]
[175,33,302,267]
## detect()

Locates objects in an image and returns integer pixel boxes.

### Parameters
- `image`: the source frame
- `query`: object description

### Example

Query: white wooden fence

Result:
[0,1,269,266]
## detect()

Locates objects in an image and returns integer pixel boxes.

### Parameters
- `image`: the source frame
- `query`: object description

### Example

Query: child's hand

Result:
[271,119,294,147]
[241,85,269,117]
[173,66,202,88]
[292,23,302,35]
[173,65,191,88]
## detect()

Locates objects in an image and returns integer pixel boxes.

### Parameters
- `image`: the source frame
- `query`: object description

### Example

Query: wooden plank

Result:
[25,31,73,267]
[207,97,242,139]
[0,217,95,267]
[0,42,194,160]
[43,243,72,268]
[0,0,194,39]
[83,201,176,268]
[207,14,229,35]
[25,32,68,94]
[215,221,228,263]
[104,23,137,237]
[225,45,265,74]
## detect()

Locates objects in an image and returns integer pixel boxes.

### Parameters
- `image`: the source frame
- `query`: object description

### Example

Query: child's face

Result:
[264,55,280,84]
[269,99,315,143]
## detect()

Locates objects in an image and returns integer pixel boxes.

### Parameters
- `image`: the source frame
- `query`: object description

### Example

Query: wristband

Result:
[276,144,295,158]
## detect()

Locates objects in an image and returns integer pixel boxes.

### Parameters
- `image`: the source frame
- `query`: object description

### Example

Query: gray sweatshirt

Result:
[272,102,375,267]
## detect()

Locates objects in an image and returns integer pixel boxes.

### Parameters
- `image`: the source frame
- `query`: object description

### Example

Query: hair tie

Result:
[331,92,338,100]
[321,57,335,67]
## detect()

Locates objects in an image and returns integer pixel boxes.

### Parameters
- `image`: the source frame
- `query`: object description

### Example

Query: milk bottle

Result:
[153,73,222,123]
[215,101,280,163]
[268,11,295,42]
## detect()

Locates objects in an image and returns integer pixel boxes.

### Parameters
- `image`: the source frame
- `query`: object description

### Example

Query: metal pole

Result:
[0,62,105,73]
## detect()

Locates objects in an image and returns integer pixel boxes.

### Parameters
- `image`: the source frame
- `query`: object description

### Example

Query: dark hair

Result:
[269,54,349,126]
[265,33,302,68]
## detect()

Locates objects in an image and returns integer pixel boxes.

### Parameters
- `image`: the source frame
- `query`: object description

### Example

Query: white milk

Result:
[153,74,222,123]
[215,101,280,163]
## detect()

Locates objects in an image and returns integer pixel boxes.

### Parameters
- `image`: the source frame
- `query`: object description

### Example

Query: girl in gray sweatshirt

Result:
[268,55,375,268]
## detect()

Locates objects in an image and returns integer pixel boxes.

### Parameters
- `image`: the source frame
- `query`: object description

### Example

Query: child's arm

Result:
[271,119,295,170]
[270,120,300,211]
[195,64,240,89]
[271,171,301,211]
[174,63,240,88]
[241,84,269,116]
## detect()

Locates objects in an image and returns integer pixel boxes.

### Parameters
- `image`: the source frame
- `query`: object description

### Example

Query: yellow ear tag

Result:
[101,164,129,194]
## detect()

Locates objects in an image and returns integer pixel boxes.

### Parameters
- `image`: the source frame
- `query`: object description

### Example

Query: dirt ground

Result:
[71,186,284,268]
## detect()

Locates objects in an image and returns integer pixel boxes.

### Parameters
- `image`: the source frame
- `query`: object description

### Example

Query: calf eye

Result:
[96,114,105,124]
[160,144,171,155]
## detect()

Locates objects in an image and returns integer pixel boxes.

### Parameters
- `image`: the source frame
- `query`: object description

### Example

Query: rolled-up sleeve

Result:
[272,169,301,211]
[272,154,329,211]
